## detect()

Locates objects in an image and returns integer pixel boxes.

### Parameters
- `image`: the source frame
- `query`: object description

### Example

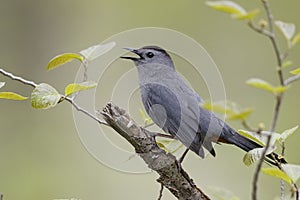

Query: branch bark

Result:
[100,102,211,200]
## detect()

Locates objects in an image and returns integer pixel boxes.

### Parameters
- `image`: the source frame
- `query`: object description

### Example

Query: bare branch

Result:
[261,0,284,85]
[64,97,109,126]
[248,21,273,37]
[101,102,211,200]
[0,68,37,88]
[284,74,300,85]
[251,1,286,200]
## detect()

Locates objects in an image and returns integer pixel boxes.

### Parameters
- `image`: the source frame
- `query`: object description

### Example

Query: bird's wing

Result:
[141,83,210,158]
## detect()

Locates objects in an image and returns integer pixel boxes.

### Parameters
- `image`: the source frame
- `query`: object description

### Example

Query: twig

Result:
[101,103,211,200]
[241,120,256,132]
[250,1,285,200]
[0,68,37,88]
[284,74,300,85]
[0,67,108,126]
[248,21,273,37]
[64,97,109,126]
[157,183,164,200]
[82,59,89,82]
[261,0,284,85]
[0,193,3,200]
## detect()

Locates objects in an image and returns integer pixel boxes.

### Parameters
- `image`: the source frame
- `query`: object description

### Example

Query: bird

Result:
[121,45,285,165]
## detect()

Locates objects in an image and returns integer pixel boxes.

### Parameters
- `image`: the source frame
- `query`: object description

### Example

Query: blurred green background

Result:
[0,0,300,199]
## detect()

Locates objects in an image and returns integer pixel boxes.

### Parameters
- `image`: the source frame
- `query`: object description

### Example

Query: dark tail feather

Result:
[225,130,287,166]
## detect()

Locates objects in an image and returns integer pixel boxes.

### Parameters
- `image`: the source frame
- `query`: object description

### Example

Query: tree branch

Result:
[284,74,300,85]
[64,97,108,126]
[250,1,285,200]
[101,102,211,200]
[0,68,37,88]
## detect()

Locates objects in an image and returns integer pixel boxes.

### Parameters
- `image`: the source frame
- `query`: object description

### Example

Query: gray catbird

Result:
[121,45,285,165]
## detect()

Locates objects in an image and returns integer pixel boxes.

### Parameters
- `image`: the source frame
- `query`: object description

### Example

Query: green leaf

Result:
[31,83,61,109]
[262,168,293,184]
[290,68,300,75]
[261,131,281,146]
[0,92,28,100]
[246,78,274,92]
[238,130,280,147]
[272,86,289,94]
[275,21,296,41]
[206,1,246,15]
[280,126,298,143]
[243,148,263,166]
[64,81,97,96]
[246,78,288,95]
[227,108,253,121]
[243,146,276,166]
[238,130,265,146]
[46,53,84,71]
[0,82,5,89]
[234,9,260,20]
[80,42,116,61]
[283,60,293,68]
[292,33,300,46]
[282,164,300,183]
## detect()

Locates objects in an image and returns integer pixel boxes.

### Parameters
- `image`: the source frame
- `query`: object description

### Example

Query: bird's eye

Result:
[146,52,154,58]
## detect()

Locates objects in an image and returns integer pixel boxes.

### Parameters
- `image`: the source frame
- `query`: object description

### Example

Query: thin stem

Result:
[64,97,109,126]
[0,67,108,126]
[252,1,285,200]
[284,74,300,85]
[262,0,284,85]
[0,68,37,88]
[248,21,273,37]
[83,59,89,82]
[241,120,256,132]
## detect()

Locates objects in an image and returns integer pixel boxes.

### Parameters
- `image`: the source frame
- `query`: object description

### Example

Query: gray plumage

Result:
[121,46,285,163]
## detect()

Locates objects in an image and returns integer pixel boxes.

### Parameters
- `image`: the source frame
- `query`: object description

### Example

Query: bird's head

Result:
[121,46,175,70]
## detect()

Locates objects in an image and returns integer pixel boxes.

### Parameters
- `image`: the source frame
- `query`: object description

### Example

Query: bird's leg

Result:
[176,148,189,174]
[148,131,195,186]
[176,148,196,187]
[178,148,189,163]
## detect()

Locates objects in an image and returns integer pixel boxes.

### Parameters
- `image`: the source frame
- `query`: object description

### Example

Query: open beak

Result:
[120,47,140,60]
